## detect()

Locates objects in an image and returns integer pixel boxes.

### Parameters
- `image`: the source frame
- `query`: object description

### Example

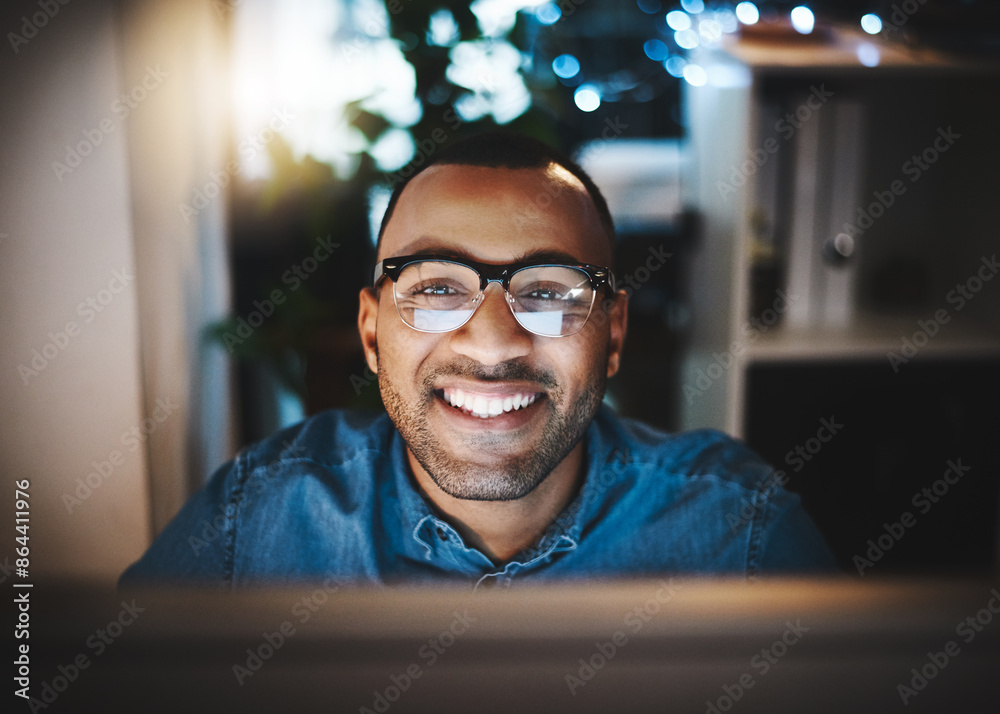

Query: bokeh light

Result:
[574,84,601,112]
[790,6,815,34]
[735,2,759,25]
[861,13,883,35]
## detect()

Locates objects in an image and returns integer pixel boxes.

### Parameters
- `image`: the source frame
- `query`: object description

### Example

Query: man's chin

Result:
[418,457,549,502]
[410,420,580,503]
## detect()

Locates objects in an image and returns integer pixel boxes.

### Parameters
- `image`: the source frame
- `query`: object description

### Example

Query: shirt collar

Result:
[387,404,631,565]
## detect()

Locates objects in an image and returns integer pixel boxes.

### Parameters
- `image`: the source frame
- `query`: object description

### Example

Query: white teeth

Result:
[442,389,540,418]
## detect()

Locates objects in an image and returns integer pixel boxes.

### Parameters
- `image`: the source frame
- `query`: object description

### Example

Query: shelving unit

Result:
[680,25,1000,437]
[677,26,1000,573]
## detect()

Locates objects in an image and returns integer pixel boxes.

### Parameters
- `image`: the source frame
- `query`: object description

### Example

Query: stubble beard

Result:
[378,356,607,502]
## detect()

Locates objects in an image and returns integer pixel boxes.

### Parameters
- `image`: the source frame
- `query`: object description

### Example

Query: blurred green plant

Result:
[206,0,557,412]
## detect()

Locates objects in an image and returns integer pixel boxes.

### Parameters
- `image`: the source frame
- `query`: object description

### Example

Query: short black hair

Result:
[376,131,615,255]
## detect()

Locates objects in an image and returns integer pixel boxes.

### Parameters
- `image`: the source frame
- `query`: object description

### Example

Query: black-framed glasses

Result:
[373,254,616,338]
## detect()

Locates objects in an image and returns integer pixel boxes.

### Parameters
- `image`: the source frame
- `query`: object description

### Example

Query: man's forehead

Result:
[378,163,609,264]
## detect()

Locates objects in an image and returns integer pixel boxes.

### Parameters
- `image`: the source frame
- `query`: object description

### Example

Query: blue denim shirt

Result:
[120,407,835,589]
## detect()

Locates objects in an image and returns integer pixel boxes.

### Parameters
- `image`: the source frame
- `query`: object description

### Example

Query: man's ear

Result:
[357,287,379,374]
[606,289,628,378]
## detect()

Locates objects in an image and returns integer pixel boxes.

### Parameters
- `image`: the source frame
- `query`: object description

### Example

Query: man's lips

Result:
[436,387,543,419]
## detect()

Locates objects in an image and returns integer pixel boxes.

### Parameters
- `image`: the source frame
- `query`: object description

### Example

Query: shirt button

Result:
[436,528,448,541]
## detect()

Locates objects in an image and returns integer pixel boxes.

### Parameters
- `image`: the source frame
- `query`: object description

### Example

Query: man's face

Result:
[358,163,627,502]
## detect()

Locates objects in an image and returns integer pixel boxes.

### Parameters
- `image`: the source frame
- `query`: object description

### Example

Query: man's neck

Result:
[407,443,585,564]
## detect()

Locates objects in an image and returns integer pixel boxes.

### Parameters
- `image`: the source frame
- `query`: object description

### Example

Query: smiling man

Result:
[122,132,834,588]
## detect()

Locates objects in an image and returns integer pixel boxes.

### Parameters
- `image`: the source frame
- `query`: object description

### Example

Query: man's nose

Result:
[447,284,533,365]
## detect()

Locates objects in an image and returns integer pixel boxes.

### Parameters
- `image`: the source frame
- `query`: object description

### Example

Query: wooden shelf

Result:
[745,318,1000,362]
[719,25,986,73]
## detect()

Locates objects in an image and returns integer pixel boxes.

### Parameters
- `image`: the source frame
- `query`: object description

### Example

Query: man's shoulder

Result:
[593,407,773,491]
[237,408,395,474]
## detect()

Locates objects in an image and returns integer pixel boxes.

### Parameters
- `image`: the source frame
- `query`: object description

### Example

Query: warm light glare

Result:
[861,13,883,35]
[735,2,759,25]
[790,6,815,34]
[231,0,423,179]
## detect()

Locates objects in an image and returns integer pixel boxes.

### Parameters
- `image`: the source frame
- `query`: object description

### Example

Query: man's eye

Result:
[526,288,564,301]
[417,284,457,296]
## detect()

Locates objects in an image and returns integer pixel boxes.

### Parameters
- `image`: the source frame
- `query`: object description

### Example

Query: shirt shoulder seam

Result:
[745,477,778,577]
[222,450,252,588]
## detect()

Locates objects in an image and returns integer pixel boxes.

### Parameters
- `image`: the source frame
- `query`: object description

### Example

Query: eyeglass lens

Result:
[392,260,595,337]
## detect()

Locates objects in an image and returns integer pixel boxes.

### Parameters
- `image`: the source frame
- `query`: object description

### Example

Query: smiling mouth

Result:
[437,387,543,419]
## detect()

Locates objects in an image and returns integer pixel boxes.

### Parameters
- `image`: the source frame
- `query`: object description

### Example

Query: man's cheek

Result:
[575,306,612,344]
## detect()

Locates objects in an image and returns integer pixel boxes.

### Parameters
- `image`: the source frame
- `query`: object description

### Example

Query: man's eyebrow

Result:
[511,249,585,265]
[400,244,481,262]
[394,243,586,266]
